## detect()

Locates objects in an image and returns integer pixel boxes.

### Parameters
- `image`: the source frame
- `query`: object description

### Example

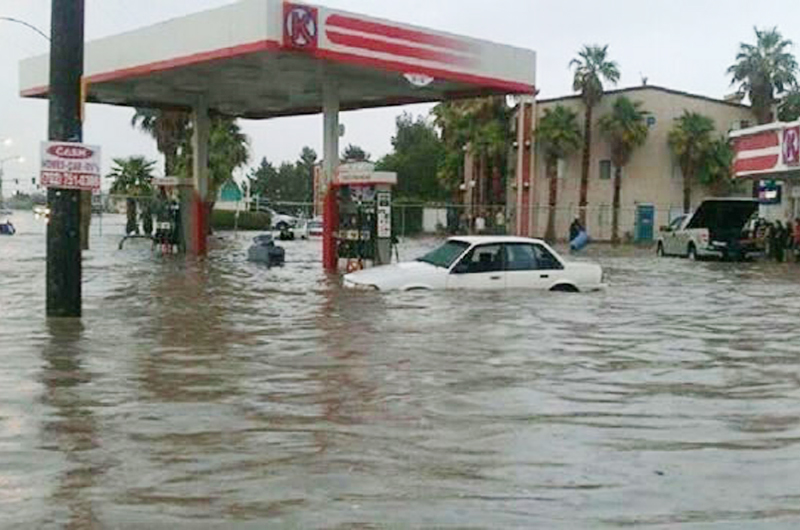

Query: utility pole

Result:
[47,0,84,317]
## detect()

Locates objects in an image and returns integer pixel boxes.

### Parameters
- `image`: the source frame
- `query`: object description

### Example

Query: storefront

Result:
[732,120,800,221]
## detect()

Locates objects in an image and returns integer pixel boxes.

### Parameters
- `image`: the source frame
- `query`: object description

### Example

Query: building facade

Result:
[506,85,755,241]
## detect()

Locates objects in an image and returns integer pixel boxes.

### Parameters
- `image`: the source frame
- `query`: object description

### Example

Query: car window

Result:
[453,244,504,274]
[418,240,470,268]
[670,216,686,230]
[532,244,563,270]
[504,244,538,271]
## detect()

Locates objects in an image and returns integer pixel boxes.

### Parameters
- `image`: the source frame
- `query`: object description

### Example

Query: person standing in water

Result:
[569,218,583,243]
[773,221,786,262]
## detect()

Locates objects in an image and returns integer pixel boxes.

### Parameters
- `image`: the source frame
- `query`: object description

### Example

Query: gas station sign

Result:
[283,3,318,50]
[40,141,102,192]
[336,162,398,186]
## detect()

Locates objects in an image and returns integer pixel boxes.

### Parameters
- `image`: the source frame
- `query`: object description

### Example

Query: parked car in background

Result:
[344,236,605,292]
[251,202,300,230]
[302,218,323,239]
[656,198,760,261]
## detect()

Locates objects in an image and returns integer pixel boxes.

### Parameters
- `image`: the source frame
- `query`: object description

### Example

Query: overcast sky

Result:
[2,0,800,193]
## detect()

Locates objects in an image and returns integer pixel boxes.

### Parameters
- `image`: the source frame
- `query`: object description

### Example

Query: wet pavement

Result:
[2,210,800,528]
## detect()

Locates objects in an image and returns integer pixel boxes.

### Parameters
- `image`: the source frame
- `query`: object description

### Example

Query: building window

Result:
[740,120,751,129]
[599,160,612,180]
[647,116,657,128]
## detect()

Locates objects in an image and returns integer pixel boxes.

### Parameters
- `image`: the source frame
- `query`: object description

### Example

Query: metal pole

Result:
[46,0,84,318]
[190,98,210,255]
[322,81,340,272]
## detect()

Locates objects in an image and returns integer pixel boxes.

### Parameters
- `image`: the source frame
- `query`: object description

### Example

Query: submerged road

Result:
[2,211,800,528]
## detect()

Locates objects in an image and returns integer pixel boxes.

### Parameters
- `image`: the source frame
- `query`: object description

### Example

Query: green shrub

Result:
[211,210,271,231]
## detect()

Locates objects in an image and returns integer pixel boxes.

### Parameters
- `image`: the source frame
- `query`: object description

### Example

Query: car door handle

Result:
[490,275,502,280]
[540,274,550,279]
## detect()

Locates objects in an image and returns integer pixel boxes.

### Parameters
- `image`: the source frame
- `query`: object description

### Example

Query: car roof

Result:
[448,235,547,245]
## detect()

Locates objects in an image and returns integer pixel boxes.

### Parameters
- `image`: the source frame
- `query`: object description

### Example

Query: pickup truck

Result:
[656,198,760,261]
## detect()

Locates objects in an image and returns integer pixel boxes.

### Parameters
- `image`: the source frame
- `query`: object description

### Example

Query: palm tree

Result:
[432,100,472,197]
[432,97,512,206]
[570,45,621,225]
[131,109,190,175]
[207,117,250,205]
[598,97,649,244]
[106,157,156,235]
[536,105,583,242]
[468,97,514,206]
[668,111,715,214]
[174,116,250,233]
[697,138,736,196]
[778,89,800,122]
[728,27,798,124]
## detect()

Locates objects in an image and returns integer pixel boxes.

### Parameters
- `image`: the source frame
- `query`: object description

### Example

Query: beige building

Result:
[503,85,755,241]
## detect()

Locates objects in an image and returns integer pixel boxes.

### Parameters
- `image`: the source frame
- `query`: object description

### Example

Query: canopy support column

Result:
[322,82,340,272]
[190,98,210,255]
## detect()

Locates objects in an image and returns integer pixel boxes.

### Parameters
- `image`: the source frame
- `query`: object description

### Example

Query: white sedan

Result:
[343,236,606,292]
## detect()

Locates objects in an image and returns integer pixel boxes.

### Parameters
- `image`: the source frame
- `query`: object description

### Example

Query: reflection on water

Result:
[2,211,800,528]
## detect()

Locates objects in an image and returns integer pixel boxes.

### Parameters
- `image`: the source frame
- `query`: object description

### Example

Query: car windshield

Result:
[417,240,470,268]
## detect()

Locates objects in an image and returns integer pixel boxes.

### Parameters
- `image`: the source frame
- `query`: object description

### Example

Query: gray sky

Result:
[2,0,800,194]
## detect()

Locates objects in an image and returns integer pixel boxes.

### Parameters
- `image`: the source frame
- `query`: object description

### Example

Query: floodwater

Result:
[2,211,800,529]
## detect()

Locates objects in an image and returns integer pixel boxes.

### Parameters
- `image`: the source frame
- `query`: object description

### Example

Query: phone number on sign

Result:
[40,171,101,190]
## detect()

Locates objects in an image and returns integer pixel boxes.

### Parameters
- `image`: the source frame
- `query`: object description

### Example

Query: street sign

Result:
[784,126,800,167]
[40,141,102,192]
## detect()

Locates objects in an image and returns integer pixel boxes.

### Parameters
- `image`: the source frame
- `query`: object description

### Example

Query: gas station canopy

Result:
[19,0,537,118]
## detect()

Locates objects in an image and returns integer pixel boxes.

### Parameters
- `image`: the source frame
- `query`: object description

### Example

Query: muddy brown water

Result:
[2,211,800,528]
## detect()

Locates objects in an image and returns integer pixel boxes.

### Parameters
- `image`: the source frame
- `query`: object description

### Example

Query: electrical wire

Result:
[0,17,50,41]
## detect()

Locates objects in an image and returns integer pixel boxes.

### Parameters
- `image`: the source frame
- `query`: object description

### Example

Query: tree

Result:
[432,97,513,204]
[342,144,370,162]
[131,109,190,176]
[106,156,156,235]
[598,97,649,244]
[296,147,318,203]
[247,155,309,204]
[207,117,250,205]
[432,101,471,196]
[668,111,716,214]
[536,105,583,242]
[697,138,736,196]
[376,113,447,201]
[172,116,250,229]
[728,27,798,125]
[248,157,279,199]
[570,44,621,225]
[779,89,800,122]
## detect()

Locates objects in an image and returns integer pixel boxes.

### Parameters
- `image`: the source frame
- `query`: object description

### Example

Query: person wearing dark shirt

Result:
[773,221,786,262]
[569,218,583,243]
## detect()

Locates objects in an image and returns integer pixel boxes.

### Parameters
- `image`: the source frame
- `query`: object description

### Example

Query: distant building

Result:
[216,180,243,211]
[491,85,756,242]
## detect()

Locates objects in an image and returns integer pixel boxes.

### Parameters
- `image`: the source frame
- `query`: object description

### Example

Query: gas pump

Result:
[325,163,396,273]
[153,177,190,253]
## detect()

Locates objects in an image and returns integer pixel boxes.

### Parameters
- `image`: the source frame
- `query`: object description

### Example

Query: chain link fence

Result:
[108,195,686,243]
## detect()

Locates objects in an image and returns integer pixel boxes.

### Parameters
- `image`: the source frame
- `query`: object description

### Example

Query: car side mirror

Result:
[660,226,671,232]
[452,262,469,275]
